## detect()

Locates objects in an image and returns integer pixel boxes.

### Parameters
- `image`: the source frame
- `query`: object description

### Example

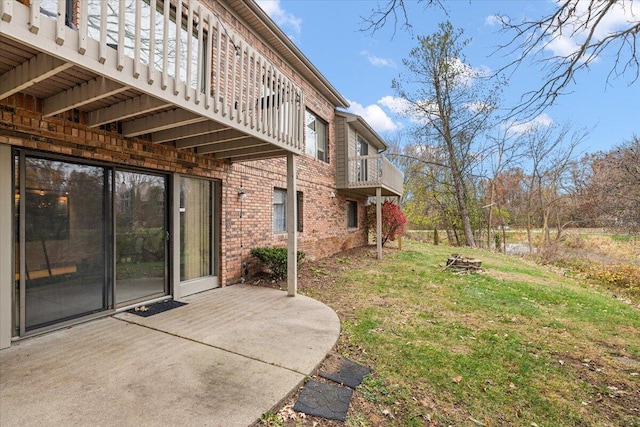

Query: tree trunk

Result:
[526,213,533,254]
[539,207,550,251]
[445,137,476,248]
[487,180,495,250]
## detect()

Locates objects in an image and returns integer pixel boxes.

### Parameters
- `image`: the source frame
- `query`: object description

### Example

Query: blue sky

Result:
[257,0,639,154]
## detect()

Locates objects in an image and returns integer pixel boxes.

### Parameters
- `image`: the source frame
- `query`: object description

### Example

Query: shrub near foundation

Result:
[251,247,305,280]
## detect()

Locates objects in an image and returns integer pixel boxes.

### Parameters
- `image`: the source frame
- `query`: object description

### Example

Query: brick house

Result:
[0,0,403,349]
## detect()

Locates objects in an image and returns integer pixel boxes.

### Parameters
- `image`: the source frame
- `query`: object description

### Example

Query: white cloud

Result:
[465,100,495,114]
[347,99,402,133]
[378,96,411,115]
[360,50,396,68]
[545,34,581,58]
[379,95,437,124]
[485,15,501,27]
[507,113,554,135]
[442,57,488,87]
[545,0,640,60]
[256,0,302,36]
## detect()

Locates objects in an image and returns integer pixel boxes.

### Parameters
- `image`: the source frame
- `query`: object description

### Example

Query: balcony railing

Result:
[345,155,403,197]
[0,0,304,158]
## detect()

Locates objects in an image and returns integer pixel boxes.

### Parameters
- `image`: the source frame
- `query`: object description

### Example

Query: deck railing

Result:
[347,155,403,196]
[1,0,304,152]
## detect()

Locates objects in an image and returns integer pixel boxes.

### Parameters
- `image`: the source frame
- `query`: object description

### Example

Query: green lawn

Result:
[301,241,640,426]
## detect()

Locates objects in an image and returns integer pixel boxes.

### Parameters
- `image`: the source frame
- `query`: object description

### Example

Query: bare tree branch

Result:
[360,0,446,37]
[494,0,640,118]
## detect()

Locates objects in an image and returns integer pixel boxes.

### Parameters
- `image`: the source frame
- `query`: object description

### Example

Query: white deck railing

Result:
[0,0,304,152]
[347,155,403,196]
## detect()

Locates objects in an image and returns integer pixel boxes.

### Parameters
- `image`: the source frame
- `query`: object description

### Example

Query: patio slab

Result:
[0,284,340,426]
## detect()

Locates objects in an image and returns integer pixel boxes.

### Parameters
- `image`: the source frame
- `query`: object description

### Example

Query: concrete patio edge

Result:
[0,284,341,426]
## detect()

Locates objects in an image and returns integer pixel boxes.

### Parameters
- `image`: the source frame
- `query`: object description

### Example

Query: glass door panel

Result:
[21,156,109,331]
[115,171,167,305]
[180,177,213,281]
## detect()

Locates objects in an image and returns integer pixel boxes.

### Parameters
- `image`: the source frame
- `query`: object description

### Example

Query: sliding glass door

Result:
[115,171,167,305]
[17,155,110,332]
[14,152,182,333]
[175,176,218,298]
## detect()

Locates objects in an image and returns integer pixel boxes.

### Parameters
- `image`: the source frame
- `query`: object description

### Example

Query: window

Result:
[347,200,358,228]
[273,189,286,233]
[273,188,303,233]
[305,110,328,163]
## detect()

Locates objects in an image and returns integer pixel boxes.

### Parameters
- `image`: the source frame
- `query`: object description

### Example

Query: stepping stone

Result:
[292,380,352,421]
[319,356,371,389]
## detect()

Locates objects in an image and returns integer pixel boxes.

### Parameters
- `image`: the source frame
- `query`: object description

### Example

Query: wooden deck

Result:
[0,0,304,161]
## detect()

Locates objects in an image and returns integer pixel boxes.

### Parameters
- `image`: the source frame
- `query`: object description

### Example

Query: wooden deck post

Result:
[287,153,298,296]
[376,187,382,260]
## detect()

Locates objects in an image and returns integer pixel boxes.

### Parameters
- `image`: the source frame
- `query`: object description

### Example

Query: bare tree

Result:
[519,123,588,253]
[483,126,524,251]
[393,22,503,247]
[586,136,640,232]
[362,1,640,115]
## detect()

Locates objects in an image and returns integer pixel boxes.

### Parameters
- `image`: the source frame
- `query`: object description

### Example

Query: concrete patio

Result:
[0,284,341,426]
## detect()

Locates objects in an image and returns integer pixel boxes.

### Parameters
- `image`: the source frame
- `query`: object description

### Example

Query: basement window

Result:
[347,200,358,228]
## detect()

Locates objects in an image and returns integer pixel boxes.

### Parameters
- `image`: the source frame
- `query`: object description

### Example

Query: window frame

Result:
[346,200,358,229]
[305,109,329,163]
[273,188,303,234]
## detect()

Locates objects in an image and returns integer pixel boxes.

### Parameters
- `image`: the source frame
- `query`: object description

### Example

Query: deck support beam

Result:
[43,77,129,117]
[87,95,170,128]
[287,153,298,297]
[230,150,288,162]
[376,187,382,260]
[195,139,264,155]
[175,128,245,149]
[0,53,73,100]
[153,121,231,144]
[213,144,279,159]
[122,109,205,137]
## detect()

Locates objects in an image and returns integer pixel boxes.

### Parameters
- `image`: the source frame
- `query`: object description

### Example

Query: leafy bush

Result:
[366,201,407,246]
[250,247,305,280]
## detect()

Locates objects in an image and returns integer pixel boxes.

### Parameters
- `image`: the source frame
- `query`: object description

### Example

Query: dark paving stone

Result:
[319,356,371,389]
[293,380,352,421]
[127,300,187,317]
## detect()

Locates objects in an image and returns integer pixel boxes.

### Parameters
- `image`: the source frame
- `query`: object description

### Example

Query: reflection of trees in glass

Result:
[22,158,107,278]
[116,172,165,263]
[24,159,75,242]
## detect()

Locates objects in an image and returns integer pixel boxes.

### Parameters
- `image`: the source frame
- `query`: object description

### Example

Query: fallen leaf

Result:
[381,408,395,419]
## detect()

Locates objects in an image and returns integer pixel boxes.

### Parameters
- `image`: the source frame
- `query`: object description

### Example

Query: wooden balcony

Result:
[0,0,304,161]
[335,111,403,198]
[342,154,403,197]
